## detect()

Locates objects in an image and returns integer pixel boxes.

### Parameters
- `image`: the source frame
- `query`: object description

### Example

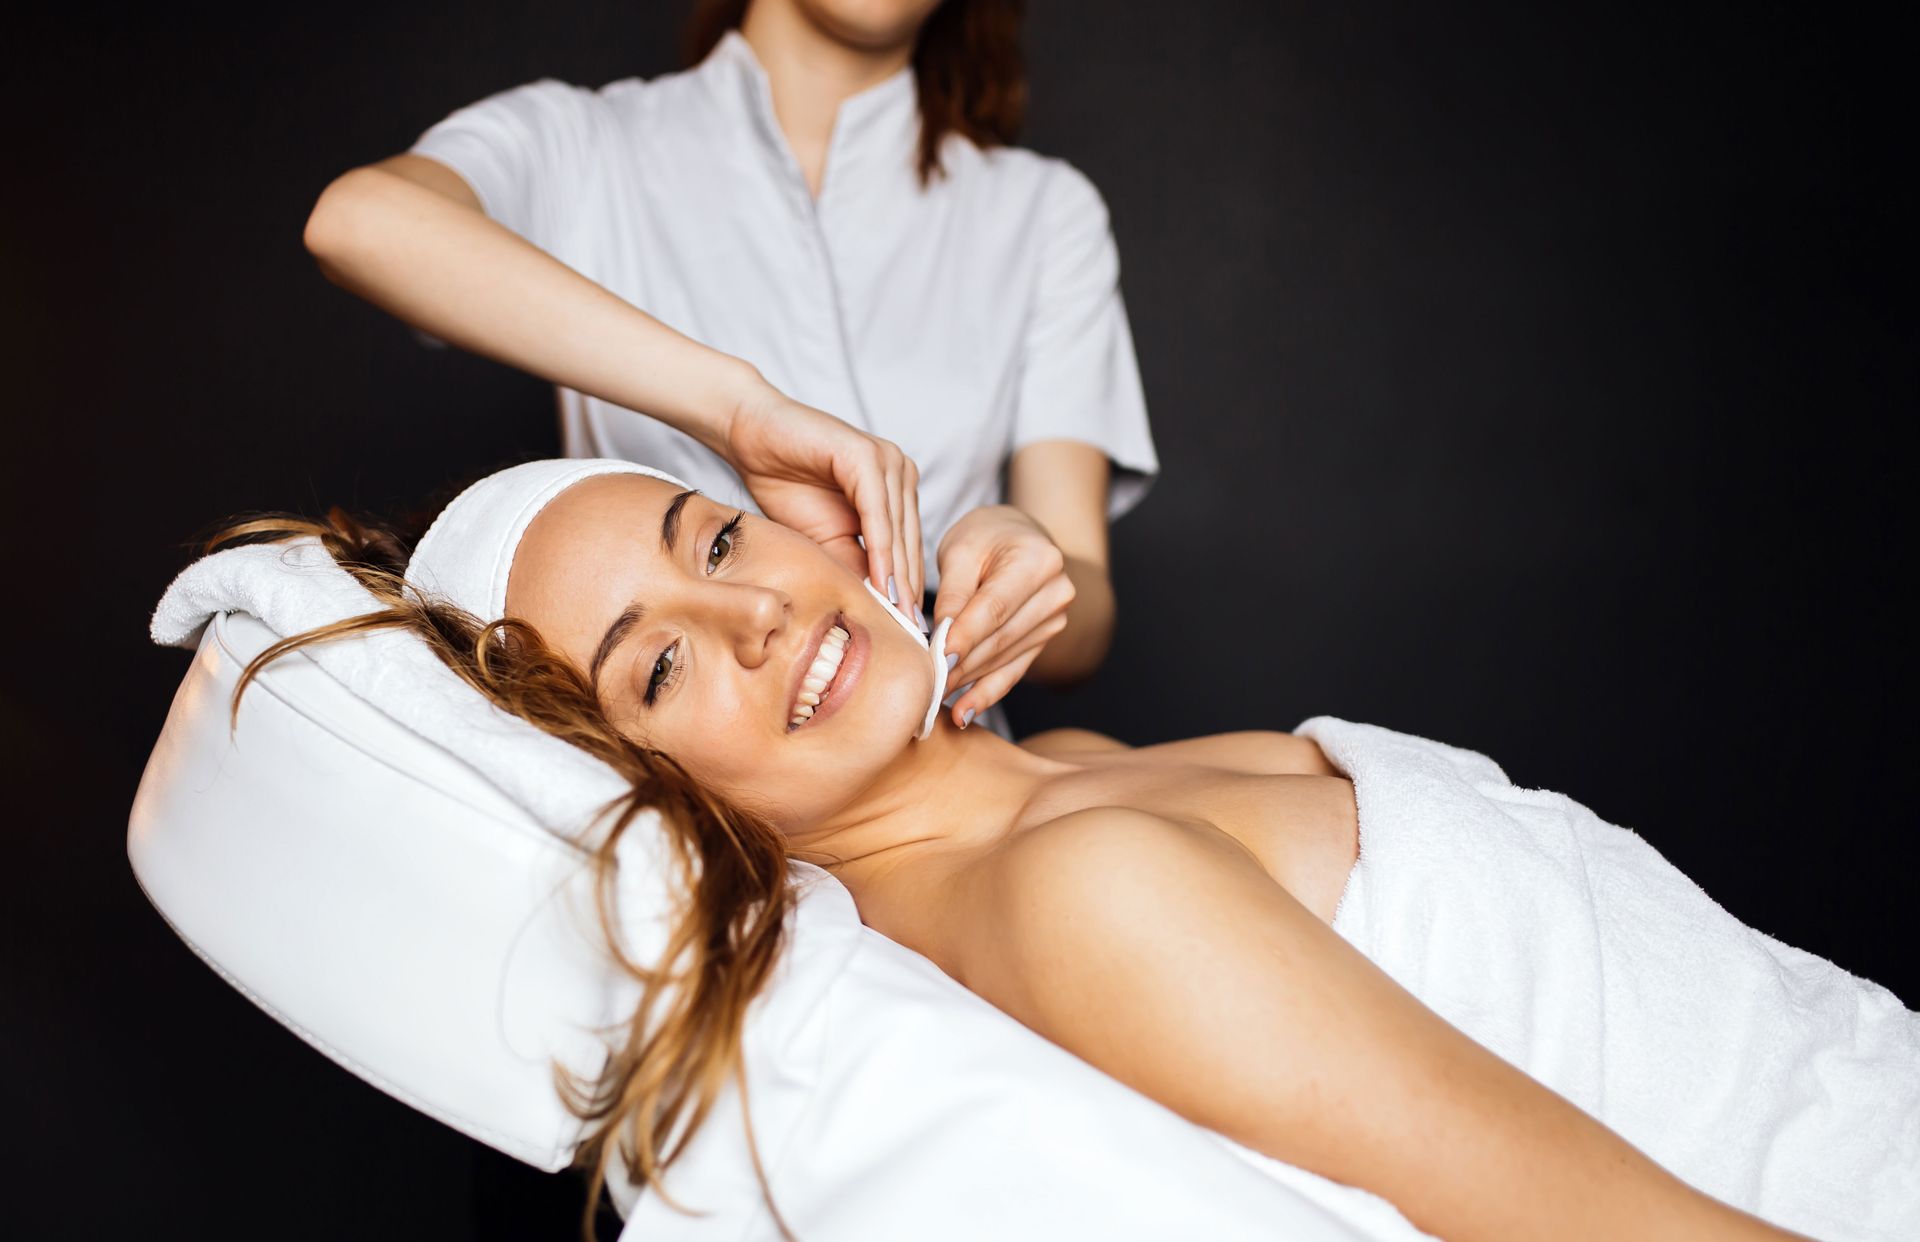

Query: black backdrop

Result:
[5,2,1911,1238]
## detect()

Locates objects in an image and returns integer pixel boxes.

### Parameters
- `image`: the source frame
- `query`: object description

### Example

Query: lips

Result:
[787,620,848,727]
[784,613,868,733]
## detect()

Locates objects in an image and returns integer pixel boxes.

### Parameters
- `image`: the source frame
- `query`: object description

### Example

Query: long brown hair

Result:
[682,0,1028,186]
[205,504,799,1241]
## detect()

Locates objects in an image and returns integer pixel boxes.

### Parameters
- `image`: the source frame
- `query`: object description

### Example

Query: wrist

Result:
[996,502,1060,554]
[697,359,775,462]
[938,503,1024,561]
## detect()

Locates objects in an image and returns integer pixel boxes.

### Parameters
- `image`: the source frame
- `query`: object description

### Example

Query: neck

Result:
[738,1,915,188]
[782,718,1069,891]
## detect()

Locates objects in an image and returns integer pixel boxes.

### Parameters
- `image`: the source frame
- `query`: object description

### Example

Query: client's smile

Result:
[786,613,867,731]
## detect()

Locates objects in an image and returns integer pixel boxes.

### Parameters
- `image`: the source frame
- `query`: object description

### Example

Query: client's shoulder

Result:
[990,806,1234,876]
[948,807,1271,985]
[944,806,1319,1088]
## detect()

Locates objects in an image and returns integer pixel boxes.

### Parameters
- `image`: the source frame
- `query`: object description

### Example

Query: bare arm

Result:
[304,154,754,454]
[930,438,1116,718]
[1005,438,1115,684]
[302,154,923,598]
[961,811,1808,1242]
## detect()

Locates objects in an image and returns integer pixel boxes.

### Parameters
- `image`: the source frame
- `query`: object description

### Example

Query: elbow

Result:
[302,166,383,270]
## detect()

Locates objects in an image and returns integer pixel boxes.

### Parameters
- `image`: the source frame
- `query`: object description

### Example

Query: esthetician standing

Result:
[303,0,1157,733]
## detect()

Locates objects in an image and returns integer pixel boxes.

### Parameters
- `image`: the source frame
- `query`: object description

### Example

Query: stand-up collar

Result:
[699,28,920,197]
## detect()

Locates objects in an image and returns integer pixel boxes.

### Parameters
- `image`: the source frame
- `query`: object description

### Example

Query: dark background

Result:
[5,1,1911,1238]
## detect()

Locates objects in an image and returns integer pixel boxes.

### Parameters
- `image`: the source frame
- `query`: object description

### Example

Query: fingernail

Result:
[944,679,975,708]
[887,575,898,604]
[944,652,959,672]
[914,603,927,629]
[961,707,976,729]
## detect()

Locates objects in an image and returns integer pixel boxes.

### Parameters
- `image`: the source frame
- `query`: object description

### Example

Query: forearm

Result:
[302,162,765,455]
[1392,1049,1811,1241]
[1002,441,1116,686]
[1022,553,1113,685]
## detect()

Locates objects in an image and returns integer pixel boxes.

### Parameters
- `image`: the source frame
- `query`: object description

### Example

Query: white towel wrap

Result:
[1301,715,1919,1242]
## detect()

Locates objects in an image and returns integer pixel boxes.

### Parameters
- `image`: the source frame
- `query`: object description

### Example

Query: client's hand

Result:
[725,385,924,610]
[932,505,1076,727]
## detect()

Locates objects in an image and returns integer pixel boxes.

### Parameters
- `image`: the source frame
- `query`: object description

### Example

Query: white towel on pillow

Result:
[150,537,635,845]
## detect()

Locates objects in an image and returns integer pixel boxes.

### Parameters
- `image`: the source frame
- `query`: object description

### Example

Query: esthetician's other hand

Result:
[932,505,1076,727]
[725,385,924,608]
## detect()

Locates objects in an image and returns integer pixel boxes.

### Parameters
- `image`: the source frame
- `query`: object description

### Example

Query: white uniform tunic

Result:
[411,30,1157,592]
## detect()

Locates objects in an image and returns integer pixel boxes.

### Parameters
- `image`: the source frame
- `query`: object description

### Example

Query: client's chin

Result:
[839,611,939,751]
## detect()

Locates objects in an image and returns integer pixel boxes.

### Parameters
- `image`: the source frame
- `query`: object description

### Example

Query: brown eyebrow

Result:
[588,603,645,690]
[587,488,700,692]
[660,488,698,556]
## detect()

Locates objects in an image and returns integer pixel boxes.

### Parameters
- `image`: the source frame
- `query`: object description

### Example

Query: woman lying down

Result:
[216,458,1915,1242]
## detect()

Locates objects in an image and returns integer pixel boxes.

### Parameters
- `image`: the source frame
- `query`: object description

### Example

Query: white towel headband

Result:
[406,458,692,622]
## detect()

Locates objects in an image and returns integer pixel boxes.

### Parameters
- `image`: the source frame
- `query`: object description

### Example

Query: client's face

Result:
[505,474,934,828]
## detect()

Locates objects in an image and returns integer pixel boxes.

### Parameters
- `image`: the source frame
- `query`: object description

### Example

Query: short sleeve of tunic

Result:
[408,79,606,254]
[1012,161,1160,521]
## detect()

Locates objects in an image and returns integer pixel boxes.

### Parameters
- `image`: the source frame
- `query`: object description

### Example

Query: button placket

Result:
[745,70,876,434]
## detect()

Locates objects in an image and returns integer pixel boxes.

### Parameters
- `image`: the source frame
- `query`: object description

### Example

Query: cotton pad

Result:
[859,578,950,741]
[922,617,952,739]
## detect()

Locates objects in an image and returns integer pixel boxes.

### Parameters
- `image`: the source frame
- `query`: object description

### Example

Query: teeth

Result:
[789,625,850,728]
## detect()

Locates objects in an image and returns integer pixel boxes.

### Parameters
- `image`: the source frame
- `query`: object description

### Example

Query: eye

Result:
[707,512,745,575]
[643,513,742,710]
[645,641,678,705]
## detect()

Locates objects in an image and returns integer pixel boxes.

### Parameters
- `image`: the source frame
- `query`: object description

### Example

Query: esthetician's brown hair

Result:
[204,505,798,1242]
[682,0,1027,187]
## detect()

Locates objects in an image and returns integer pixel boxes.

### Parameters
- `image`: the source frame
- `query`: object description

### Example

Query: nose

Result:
[689,580,791,668]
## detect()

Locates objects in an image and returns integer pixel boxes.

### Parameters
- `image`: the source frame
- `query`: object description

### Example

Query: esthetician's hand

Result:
[932,505,1076,727]
[725,387,924,610]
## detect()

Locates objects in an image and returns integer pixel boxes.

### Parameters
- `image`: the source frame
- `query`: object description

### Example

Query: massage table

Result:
[128,608,1423,1240]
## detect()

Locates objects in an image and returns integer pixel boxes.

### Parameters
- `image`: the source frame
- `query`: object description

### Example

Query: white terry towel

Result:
[150,539,634,842]
[1299,716,1919,1241]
